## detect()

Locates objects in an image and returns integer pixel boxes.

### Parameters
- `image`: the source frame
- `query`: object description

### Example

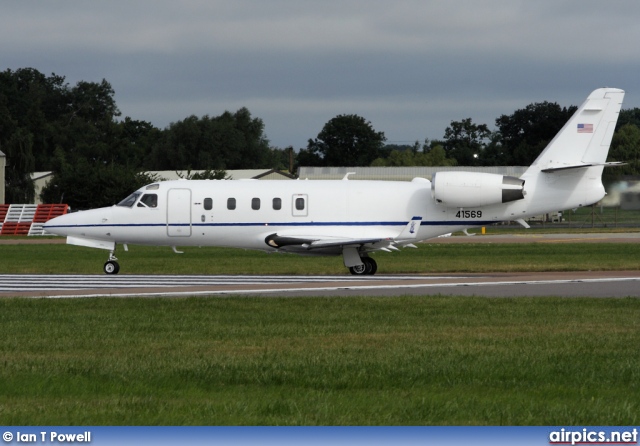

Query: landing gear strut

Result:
[349,257,377,276]
[104,250,120,275]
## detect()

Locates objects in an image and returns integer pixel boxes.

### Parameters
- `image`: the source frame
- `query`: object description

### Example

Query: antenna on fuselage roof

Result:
[342,172,356,180]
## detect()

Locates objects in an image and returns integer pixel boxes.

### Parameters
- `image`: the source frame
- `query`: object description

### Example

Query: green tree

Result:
[0,68,73,201]
[41,148,158,209]
[371,148,415,167]
[146,108,271,171]
[617,108,640,130]
[479,132,506,166]
[3,128,35,203]
[495,101,577,165]
[422,144,457,166]
[442,118,491,165]
[55,79,122,166]
[0,68,70,172]
[303,114,386,166]
[177,169,228,180]
[266,146,295,173]
[606,123,640,181]
[371,141,456,167]
[295,145,323,167]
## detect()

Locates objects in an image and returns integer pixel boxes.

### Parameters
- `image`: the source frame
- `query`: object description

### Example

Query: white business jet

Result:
[44,88,625,275]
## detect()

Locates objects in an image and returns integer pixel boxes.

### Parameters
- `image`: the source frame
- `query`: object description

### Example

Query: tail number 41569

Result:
[456,210,482,218]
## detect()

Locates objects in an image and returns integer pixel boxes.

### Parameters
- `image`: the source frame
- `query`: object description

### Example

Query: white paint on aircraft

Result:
[43,88,625,275]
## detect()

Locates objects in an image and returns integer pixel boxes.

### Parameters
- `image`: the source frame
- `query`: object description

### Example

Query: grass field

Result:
[3,241,640,274]
[1,296,638,425]
[0,240,639,425]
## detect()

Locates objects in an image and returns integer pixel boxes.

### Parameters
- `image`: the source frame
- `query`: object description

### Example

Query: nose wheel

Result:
[104,251,120,275]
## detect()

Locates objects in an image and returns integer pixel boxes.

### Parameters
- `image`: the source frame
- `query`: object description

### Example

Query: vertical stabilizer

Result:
[525,88,624,174]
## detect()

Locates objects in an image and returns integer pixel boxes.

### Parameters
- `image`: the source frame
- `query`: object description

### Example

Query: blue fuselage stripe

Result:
[45,220,496,229]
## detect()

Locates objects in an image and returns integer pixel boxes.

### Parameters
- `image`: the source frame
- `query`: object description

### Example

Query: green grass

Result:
[1,296,639,425]
[2,241,640,274]
[1,240,639,425]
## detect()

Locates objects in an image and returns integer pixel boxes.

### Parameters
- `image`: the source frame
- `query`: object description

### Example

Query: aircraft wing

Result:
[264,217,422,254]
[265,233,392,250]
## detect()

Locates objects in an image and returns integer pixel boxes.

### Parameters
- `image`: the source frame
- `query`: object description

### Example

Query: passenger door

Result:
[167,188,192,236]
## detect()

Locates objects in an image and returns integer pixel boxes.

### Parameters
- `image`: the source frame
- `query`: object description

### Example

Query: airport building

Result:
[297,166,528,181]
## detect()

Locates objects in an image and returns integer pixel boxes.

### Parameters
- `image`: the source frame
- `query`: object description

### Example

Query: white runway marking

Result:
[0,274,333,291]
[0,274,455,294]
[1,273,640,298]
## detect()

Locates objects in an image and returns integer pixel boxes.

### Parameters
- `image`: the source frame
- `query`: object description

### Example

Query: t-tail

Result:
[520,87,625,214]
[429,88,624,226]
[526,88,625,173]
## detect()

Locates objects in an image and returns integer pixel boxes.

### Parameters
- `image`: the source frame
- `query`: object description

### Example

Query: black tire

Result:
[348,257,377,276]
[104,260,120,275]
[365,257,378,275]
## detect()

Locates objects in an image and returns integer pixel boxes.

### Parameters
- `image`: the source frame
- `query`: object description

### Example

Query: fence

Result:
[0,204,69,235]
[503,205,640,229]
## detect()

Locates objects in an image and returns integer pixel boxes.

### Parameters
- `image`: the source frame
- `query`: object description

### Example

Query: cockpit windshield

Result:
[117,191,142,207]
[137,194,158,208]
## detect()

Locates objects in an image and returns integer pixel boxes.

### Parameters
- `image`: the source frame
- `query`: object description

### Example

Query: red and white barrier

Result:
[0,204,69,236]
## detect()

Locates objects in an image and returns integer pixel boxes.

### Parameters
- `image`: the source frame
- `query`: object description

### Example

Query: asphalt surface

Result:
[1,233,639,298]
[1,271,639,299]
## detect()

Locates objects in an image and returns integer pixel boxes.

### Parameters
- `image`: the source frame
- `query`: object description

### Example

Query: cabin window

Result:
[292,194,308,217]
[273,197,282,210]
[137,194,158,208]
[227,198,236,210]
[203,198,212,210]
[252,198,261,210]
[117,192,142,208]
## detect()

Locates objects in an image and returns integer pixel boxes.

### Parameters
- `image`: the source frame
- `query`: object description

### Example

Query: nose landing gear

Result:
[104,251,120,275]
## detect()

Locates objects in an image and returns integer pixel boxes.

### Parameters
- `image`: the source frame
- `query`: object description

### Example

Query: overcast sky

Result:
[2,1,639,149]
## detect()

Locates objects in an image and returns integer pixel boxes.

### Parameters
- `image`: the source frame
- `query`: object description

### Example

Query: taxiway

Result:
[2,233,639,298]
[1,271,639,298]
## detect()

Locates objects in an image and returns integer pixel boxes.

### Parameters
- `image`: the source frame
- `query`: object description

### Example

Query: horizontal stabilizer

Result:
[526,88,624,175]
[541,161,626,173]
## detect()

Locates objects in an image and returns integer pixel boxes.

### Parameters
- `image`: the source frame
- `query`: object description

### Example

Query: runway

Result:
[1,271,639,298]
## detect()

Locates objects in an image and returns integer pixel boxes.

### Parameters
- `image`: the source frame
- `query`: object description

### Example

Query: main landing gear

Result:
[348,257,377,276]
[104,251,120,275]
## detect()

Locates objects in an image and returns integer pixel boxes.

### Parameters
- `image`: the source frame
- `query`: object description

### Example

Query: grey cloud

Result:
[1,0,639,148]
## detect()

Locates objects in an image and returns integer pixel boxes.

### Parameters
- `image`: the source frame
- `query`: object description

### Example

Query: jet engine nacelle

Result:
[431,171,526,207]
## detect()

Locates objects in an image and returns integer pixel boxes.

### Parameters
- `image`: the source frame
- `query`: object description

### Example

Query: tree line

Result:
[2,67,639,209]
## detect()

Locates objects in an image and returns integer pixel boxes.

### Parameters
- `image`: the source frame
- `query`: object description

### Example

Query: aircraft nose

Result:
[43,207,113,237]
[43,212,79,236]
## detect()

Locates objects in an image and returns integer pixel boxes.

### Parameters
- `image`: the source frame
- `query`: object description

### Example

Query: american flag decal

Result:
[577,123,593,133]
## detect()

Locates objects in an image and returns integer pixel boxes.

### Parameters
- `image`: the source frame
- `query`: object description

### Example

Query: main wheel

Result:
[104,260,120,275]
[365,257,378,275]
[348,257,377,275]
